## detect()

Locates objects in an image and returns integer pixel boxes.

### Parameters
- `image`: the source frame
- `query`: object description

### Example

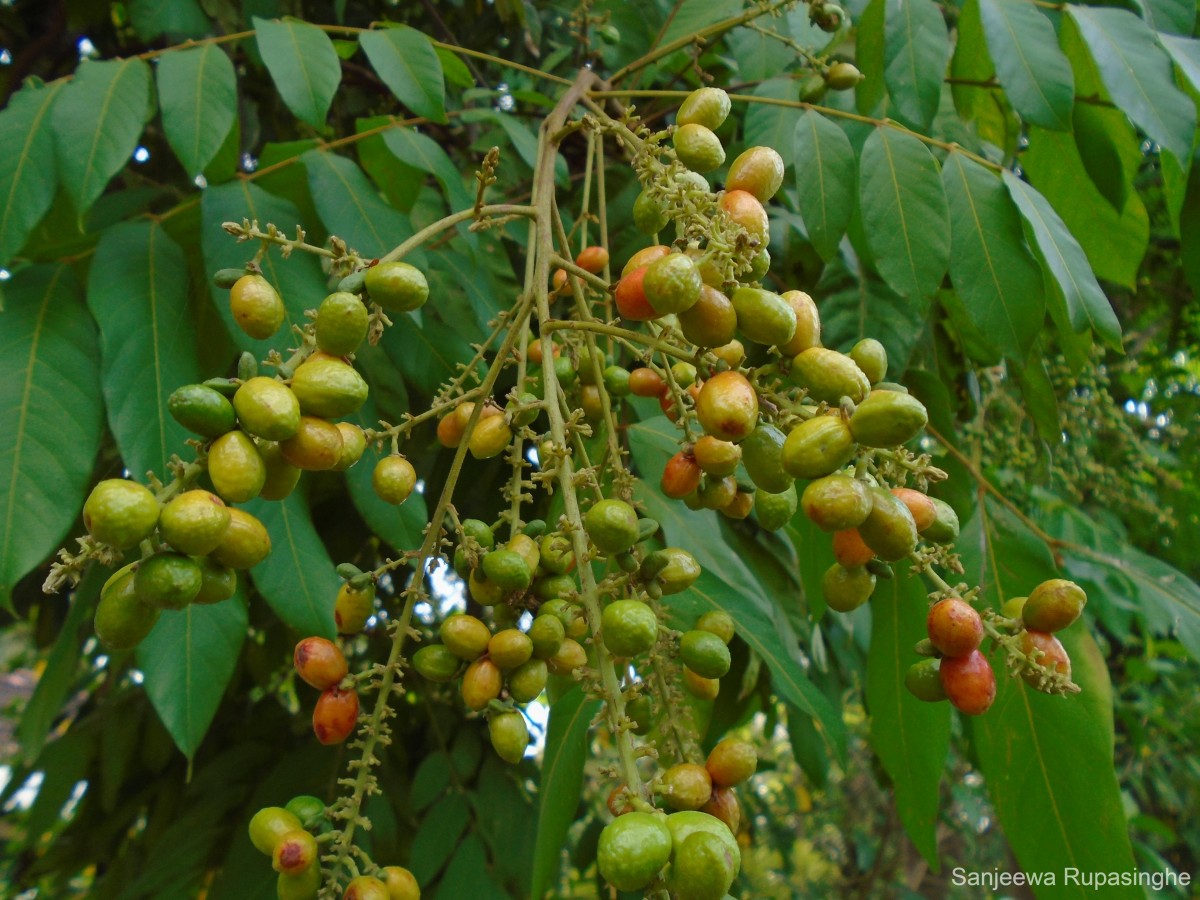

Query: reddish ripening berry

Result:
[705,739,757,787]
[926,597,983,659]
[576,245,610,274]
[313,687,359,744]
[607,785,635,817]
[891,488,937,532]
[1018,630,1072,687]
[939,650,996,716]
[662,452,703,499]
[629,367,668,398]
[272,828,318,874]
[294,637,348,690]
[832,529,875,567]
[342,876,390,900]
[702,786,741,834]
[615,266,658,321]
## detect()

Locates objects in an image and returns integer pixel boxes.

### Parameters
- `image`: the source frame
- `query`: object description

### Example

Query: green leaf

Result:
[438,834,503,897]
[866,563,950,867]
[941,152,1044,366]
[302,150,415,260]
[0,265,102,606]
[244,493,338,639]
[137,587,248,759]
[1072,103,1131,212]
[977,0,1073,130]
[1159,33,1200,94]
[959,500,1139,898]
[435,47,474,88]
[252,17,341,128]
[0,80,64,266]
[381,127,475,212]
[856,0,888,115]
[793,111,856,260]
[1181,154,1200,301]
[87,221,200,478]
[1002,171,1123,349]
[157,45,237,178]
[1067,6,1196,162]
[858,127,949,298]
[1013,348,1061,451]
[383,315,477,397]
[15,565,101,763]
[661,0,743,46]
[1138,0,1195,37]
[950,0,1017,155]
[882,0,951,130]
[410,793,470,885]
[200,180,327,353]
[411,752,452,812]
[128,0,210,40]
[359,26,447,123]
[51,58,151,218]
[530,686,600,900]
[744,79,803,168]
[345,396,428,552]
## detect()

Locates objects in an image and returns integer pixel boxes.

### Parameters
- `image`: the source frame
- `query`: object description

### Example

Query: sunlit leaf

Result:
[253,17,341,128]
[157,45,237,178]
[360,26,447,123]
[793,111,856,260]
[977,0,1073,130]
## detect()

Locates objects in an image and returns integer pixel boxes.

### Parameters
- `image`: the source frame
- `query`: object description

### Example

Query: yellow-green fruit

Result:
[755,483,797,531]
[133,552,203,610]
[315,291,369,356]
[669,830,738,900]
[168,384,237,438]
[643,253,703,315]
[674,123,726,173]
[1023,579,1087,632]
[726,145,785,202]
[850,338,888,384]
[412,644,461,682]
[655,547,702,595]
[597,812,673,892]
[922,497,960,543]
[488,710,530,764]
[538,533,574,575]
[528,614,565,659]
[633,189,670,234]
[662,763,714,811]
[468,567,505,606]
[192,557,237,604]
[208,431,267,503]
[363,261,429,312]
[94,563,159,650]
[373,455,417,505]
[697,475,737,510]
[441,614,491,661]
[602,599,659,657]
[739,423,792,494]
[790,347,870,404]
[801,474,872,532]
[211,508,271,569]
[481,549,533,592]
[343,875,390,900]
[280,416,343,471]
[230,274,286,340]
[290,355,368,419]
[905,658,948,702]
[508,658,548,702]
[695,610,736,644]
[679,285,738,348]
[780,416,856,479]
[159,490,230,555]
[822,563,876,612]
[332,423,367,471]
[695,371,759,443]
[1001,596,1028,619]
[468,416,513,460]
[83,479,159,549]
[730,287,797,347]
[547,637,588,674]
[258,441,302,501]
[248,806,303,856]
[488,628,534,669]
[677,87,731,130]
[826,61,863,91]
[692,436,741,477]
[665,811,741,876]
[381,867,421,900]
[462,657,503,710]
[848,390,929,447]
[585,499,640,555]
[335,581,376,634]
[233,377,301,441]
[276,865,320,900]
[778,290,822,357]
[680,629,731,678]
[857,487,918,561]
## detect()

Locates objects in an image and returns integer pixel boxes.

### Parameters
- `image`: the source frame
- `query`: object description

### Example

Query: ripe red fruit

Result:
[926,597,983,658]
[313,687,360,744]
[939,650,996,716]
[1018,630,1071,687]
[576,245,610,274]
[615,266,658,321]
[294,637,349,690]
[662,452,703,499]
[832,529,874,567]
[629,367,668,398]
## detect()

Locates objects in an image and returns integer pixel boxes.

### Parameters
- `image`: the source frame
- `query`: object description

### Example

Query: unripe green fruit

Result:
[83,479,159,550]
[669,830,738,900]
[695,371,759,442]
[755,483,798,531]
[248,806,303,856]
[373,455,417,505]
[821,563,876,612]
[922,497,960,543]
[335,581,375,634]
[674,123,726,173]
[603,365,632,396]
[826,61,863,91]
[695,610,736,644]
[585,499,640,555]
[739,423,793,494]
[159,490,230,555]
[857,487,918,561]
[730,287,797,347]
[290,355,368,419]
[697,474,738,510]
[597,812,673,892]
[528,613,566,659]
[412,644,462,682]
[848,390,929,447]
[677,87,731,130]
[343,875,390,900]
[1002,595,1028,619]
[134,552,203,610]
[665,811,741,876]
[644,253,703,315]
[381,867,421,900]
[1023,579,1087,632]
[230,274,285,340]
[94,563,159,650]
[233,377,301,441]
[778,290,822,357]
[258,441,302,501]
[168,384,237,438]
[662,763,714,811]
[905,658,949,702]
[780,416,857,479]
[633,189,670,234]
[534,572,576,602]
[468,567,500,606]
[849,338,888,384]
[489,710,530,764]
[284,795,326,831]
[508,658,548,702]
[680,629,731,678]
[801,474,871,532]
[363,261,429,312]
[192,556,237,605]
[602,599,659,657]
[538,533,575,575]
[440,614,491,661]
[790,347,870,404]
[208,431,266,503]
[211,507,271,569]
[332,422,367,471]
[481,549,532,592]
[276,864,320,900]
[315,291,369,356]
[488,628,534,670]
[726,145,785,202]
[653,547,702,595]
[679,285,738,347]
